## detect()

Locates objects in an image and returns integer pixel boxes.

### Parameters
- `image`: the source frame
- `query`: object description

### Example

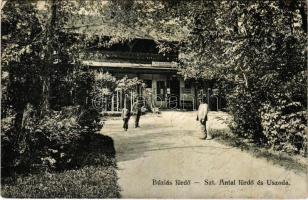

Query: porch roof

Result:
[82,60,178,71]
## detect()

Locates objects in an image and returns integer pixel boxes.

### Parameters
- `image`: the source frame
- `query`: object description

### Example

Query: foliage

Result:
[228,87,264,142]
[1,0,106,173]
[221,1,306,148]
[114,0,307,154]
[94,72,117,96]
[2,0,307,185]
[1,1,84,129]
[210,128,307,173]
[1,2,44,129]
[260,100,307,155]
[1,112,69,174]
[95,72,145,95]
[158,1,307,152]
[1,103,118,198]
[1,4,122,196]
[114,0,307,150]
[73,70,96,108]
[1,1,43,65]
[116,76,145,93]
[2,165,120,198]
[1,105,106,175]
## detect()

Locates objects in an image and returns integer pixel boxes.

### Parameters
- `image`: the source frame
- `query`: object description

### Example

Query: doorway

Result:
[168,76,180,109]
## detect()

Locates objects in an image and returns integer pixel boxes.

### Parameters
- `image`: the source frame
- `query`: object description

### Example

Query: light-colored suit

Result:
[197,103,208,125]
[196,103,209,139]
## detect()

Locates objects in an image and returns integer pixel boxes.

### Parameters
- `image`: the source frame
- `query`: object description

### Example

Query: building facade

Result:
[81,38,198,111]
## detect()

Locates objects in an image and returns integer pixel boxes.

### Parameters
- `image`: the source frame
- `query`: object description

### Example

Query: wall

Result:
[94,70,197,111]
[179,79,196,110]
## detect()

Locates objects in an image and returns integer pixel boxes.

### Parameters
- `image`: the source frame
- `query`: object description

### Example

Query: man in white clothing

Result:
[196,98,209,139]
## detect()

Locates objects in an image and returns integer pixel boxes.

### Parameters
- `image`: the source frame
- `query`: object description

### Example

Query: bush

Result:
[1,116,19,175]
[260,100,307,156]
[1,106,108,175]
[227,87,265,144]
[74,71,96,108]
[1,108,79,174]
[227,86,307,156]
[77,108,103,132]
[1,105,119,198]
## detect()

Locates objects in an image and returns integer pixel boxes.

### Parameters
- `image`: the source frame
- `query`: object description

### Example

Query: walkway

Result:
[101,111,308,198]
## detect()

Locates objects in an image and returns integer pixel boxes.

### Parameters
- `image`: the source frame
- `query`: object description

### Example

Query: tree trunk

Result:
[299,1,307,33]
[40,0,58,115]
[14,108,25,134]
[41,75,50,114]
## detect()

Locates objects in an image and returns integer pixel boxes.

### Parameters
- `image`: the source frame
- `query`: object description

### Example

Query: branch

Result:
[1,0,7,11]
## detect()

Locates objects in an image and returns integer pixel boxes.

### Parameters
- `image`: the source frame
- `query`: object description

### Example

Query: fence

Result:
[92,91,224,112]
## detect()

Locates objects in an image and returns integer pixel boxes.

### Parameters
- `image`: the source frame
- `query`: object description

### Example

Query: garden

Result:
[1,0,307,197]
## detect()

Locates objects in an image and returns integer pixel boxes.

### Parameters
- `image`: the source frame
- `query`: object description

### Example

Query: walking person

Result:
[122,107,131,131]
[133,98,143,128]
[196,96,210,139]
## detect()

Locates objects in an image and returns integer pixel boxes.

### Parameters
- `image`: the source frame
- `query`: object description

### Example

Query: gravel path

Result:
[101,111,308,198]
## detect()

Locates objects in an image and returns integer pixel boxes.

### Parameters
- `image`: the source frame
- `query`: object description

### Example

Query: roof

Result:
[82,60,178,70]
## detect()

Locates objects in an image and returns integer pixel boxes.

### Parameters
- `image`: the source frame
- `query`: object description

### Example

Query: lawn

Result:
[1,160,120,198]
[1,132,121,198]
[210,128,307,174]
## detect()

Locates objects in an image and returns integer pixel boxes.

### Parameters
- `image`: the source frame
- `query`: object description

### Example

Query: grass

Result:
[1,133,121,198]
[210,128,308,174]
[2,164,120,198]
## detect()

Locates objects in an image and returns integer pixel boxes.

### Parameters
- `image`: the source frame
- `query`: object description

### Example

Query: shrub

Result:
[227,87,265,144]
[1,108,80,174]
[74,71,96,108]
[1,116,19,175]
[260,100,307,156]
[77,108,103,132]
[1,106,108,175]
[1,105,119,198]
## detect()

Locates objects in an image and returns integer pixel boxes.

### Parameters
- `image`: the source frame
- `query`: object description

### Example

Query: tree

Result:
[1,1,90,126]
[1,1,114,174]
[1,1,44,131]
[106,0,307,150]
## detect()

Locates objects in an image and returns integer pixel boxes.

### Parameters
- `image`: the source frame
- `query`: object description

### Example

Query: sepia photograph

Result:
[1,0,307,198]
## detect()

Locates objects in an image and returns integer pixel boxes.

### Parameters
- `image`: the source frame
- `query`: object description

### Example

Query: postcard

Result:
[1,1,307,199]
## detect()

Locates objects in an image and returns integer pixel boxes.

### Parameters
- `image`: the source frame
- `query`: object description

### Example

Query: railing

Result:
[92,91,198,112]
[80,51,178,63]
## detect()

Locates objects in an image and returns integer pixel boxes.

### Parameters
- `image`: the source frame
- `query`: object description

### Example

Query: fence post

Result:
[116,91,119,111]
[216,96,219,111]
[124,94,126,109]
[111,94,114,111]
[207,88,210,105]
[192,96,195,110]
[130,92,133,112]
[182,94,185,110]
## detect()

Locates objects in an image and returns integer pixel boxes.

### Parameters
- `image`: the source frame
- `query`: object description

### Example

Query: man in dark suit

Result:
[121,107,131,131]
[133,98,143,128]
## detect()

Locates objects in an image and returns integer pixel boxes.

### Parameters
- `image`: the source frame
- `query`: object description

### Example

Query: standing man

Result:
[133,98,143,128]
[122,107,131,131]
[196,96,209,139]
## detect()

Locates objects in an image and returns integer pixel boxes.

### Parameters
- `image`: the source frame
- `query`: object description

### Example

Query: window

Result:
[184,80,192,89]
[182,88,192,94]
[183,80,192,94]
[144,80,152,88]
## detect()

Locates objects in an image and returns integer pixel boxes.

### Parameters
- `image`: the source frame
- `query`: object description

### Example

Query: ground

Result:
[101,111,308,199]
